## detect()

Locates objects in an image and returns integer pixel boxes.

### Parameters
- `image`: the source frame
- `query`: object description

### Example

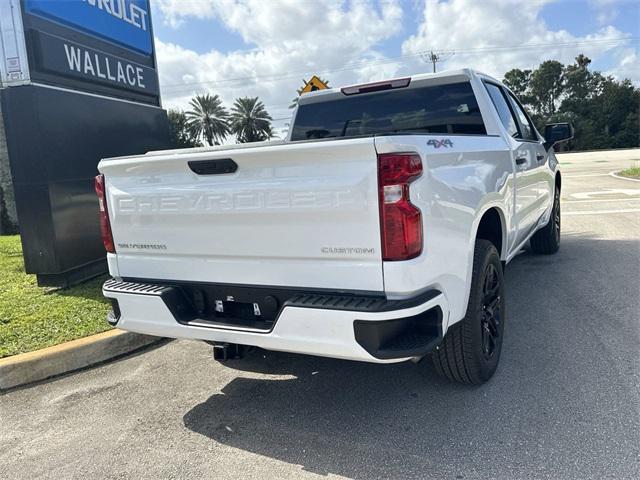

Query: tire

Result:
[432,240,506,385]
[530,186,560,254]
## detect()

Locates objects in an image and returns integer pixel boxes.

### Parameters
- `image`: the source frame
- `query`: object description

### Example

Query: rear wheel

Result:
[530,186,560,254]
[432,240,505,384]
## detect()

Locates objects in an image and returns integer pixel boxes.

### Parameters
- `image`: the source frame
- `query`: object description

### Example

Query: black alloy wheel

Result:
[480,263,502,360]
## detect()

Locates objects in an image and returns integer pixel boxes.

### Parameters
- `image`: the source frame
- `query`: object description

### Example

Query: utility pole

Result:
[427,51,438,73]
[420,50,455,73]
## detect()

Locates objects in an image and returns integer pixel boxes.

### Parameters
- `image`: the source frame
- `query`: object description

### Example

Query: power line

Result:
[159,36,639,94]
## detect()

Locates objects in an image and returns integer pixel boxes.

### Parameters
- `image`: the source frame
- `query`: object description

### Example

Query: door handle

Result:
[515,157,527,165]
[536,153,545,162]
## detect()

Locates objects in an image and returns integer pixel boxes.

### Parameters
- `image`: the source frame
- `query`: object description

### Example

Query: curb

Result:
[609,170,640,183]
[0,329,164,391]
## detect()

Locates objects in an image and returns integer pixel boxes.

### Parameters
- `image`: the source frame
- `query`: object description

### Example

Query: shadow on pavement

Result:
[183,233,639,479]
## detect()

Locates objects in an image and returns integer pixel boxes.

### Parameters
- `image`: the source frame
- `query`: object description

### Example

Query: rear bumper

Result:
[102,280,448,364]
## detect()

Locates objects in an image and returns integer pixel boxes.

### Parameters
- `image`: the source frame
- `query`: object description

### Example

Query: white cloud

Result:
[401,0,635,81]
[596,10,618,26]
[587,0,620,25]
[158,0,403,51]
[155,0,404,136]
[606,47,640,82]
[155,0,217,28]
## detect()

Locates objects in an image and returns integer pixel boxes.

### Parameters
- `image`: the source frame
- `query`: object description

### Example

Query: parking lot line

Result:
[563,173,610,178]
[563,208,640,216]
[564,197,640,204]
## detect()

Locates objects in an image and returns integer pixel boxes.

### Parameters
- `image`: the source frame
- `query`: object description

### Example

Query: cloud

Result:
[401,0,635,81]
[606,47,640,82]
[596,10,618,26]
[154,0,217,28]
[156,0,403,51]
[154,0,404,136]
[588,0,620,25]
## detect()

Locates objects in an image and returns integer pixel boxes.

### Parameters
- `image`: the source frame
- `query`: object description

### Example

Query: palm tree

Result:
[185,94,229,146]
[229,97,273,143]
[167,109,202,149]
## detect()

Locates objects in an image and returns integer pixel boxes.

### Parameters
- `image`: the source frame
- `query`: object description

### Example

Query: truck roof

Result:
[297,68,500,106]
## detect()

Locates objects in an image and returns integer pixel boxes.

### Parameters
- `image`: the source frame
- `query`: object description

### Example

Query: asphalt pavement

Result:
[1,149,639,480]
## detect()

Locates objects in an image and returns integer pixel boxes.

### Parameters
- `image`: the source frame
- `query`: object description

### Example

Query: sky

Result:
[149,0,640,138]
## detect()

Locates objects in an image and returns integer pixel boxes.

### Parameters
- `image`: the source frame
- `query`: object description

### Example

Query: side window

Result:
[484,83,519,138]
[506,92,537,141]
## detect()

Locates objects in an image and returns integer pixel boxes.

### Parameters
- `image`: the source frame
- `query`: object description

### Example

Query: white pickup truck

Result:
[97,69,572,384]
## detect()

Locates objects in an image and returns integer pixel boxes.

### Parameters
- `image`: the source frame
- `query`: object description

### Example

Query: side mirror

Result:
[543,122,574,151]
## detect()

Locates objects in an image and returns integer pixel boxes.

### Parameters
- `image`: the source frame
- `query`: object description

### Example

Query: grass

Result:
[618,167,640,179]
[0,235,112,358]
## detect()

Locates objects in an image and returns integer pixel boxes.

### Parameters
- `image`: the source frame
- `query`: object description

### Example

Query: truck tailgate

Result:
[99,138,383,291]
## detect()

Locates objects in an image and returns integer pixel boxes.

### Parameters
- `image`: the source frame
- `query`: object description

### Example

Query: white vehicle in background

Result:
[96,69,572,384]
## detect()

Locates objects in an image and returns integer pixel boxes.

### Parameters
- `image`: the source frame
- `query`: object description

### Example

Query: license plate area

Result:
[172,284,283,332]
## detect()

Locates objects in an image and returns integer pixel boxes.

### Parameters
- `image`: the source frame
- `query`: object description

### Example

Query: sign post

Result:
[0,0,171,286]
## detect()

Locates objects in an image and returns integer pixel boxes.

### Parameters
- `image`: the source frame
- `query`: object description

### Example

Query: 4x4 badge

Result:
[427,139,454,148]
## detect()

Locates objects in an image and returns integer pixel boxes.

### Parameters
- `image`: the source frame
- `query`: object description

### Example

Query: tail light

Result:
[94,174,115,253]
[377,152,423,261]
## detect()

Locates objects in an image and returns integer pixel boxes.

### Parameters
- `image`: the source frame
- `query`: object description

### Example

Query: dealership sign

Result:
[17,0,159,105]
[34,30,158,95]
[23,0,152,55]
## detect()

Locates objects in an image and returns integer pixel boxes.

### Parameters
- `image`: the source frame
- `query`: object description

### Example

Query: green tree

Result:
[594,77,639,148]
[167,109,202,149]
[503,55,639,152]
[529,60,565,116]
[185,94,229,146]
[503,68,533,105]
[563,54,596,103]
[558,55,639,150]
[230,97,273,143]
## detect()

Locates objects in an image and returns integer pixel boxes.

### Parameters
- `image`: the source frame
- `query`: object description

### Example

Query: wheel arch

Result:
[443,204,508,334]
[474,206,507,260]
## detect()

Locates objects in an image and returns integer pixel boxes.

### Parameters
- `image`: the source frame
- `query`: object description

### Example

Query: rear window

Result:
[290,81,486,141]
